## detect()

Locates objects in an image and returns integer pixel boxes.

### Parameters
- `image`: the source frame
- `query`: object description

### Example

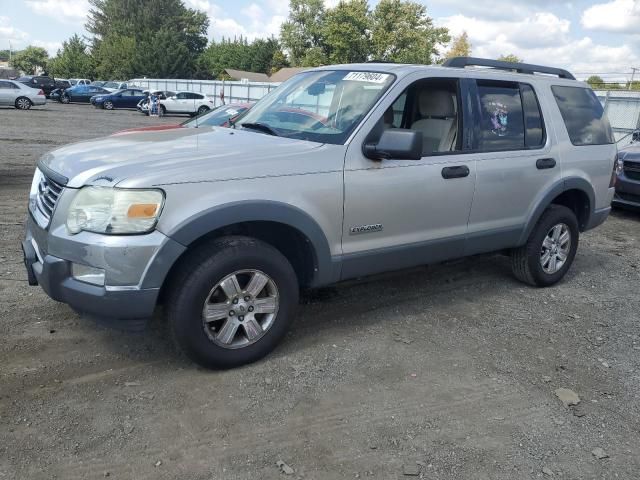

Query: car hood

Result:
[39,126,332,188]
[620,142,640,160]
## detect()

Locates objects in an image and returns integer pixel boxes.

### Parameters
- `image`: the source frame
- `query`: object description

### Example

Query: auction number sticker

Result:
[343,72,390,83]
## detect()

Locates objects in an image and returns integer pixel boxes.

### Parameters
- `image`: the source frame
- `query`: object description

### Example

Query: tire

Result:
[511,205,579,287]
[197,105,209,115]
[61,94,70,104]
[166,236,299,369]
[104,100,114,110]
[160,105,166,116]
[15,97,32,110]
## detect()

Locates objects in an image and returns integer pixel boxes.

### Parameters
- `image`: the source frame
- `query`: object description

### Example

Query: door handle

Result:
[536,158,556,169]
[441,165,470,179]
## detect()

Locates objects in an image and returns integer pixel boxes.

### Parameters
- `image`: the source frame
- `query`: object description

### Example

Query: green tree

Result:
[323,0,371,64]
[586,75,605,89]
[93,34,137,79]
[48,35,94,79]
[445,31,472,59]
[280,0,326,66]
[10,46,49,75]
[370,0,449,64]
[497,54,522,63]
[86,0,208,78]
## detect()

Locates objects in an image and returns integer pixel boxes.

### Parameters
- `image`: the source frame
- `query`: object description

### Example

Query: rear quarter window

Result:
[551,85,614,146]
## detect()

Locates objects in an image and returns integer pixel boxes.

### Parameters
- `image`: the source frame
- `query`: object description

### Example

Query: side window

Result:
[520,84,545,148]
[551,85,614,146]
[176,92,188,100]
[477,81,525,151]
[0,81,11,89]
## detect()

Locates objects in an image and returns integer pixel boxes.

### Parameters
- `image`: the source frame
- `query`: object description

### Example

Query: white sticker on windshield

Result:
[343,72,390,83]
[225,109,238,115]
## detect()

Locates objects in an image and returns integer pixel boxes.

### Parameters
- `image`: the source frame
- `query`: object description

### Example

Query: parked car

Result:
[613,130,640,209]
[116,102,253,135]
[69,78,92,86]
[91,81,106,87]
[23,58,616,368]
[54,79,72,91]
[91,88,146,109]
[102,81,129,92]
[0,79,46,109]
[159,91,215,116]
[16,75,57,97]
[60,85,111,104]
[136,90,176,114]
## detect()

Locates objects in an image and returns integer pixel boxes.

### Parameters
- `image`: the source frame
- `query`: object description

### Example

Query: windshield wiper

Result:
[240,122,279,136]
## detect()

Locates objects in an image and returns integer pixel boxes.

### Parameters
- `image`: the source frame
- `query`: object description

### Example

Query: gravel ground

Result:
[1,102,639,479]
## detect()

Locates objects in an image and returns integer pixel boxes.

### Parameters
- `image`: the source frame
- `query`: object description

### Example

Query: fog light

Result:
[71,263,105,286]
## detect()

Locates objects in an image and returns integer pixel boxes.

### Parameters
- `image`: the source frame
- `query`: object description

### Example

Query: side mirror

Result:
[363,129,423,161]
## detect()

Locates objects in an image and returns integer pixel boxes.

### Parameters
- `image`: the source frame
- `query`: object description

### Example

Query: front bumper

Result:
[613,170,640,208]
[23,213,185,321]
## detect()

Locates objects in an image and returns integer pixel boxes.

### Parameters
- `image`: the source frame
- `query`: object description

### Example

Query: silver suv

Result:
[23,58,618,368]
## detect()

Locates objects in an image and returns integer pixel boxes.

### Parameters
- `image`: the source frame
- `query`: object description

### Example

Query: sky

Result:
[0,0,639,81]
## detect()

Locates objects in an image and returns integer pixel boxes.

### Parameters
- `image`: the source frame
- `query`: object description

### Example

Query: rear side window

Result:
[520,84,545,147]
[477,81,525,151]
[551,86,614,146]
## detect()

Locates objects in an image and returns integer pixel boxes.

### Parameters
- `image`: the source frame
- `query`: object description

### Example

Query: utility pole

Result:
[630,67,638,91]
[9,41,12,62]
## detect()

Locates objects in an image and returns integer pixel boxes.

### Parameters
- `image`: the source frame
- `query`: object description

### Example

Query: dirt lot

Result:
[1,102,639,479]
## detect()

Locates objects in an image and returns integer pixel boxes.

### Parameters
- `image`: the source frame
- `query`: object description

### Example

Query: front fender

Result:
[157,200,337,287]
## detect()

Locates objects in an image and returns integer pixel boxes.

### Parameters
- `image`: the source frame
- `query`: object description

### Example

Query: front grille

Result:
[615,191,640,204]
[34,173,65,225]
[624,161,640,181]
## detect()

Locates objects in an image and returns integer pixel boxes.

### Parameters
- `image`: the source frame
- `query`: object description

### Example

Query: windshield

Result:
[238,70,395,144]
[104,82,120,89]
[182,104,251,128]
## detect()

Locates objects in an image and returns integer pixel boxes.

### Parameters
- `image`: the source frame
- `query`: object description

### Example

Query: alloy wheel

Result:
[540,223,571,274]
[16,98,31,110]
[202,269,279,349]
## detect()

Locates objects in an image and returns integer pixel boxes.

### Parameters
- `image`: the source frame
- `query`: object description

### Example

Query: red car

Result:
[113,102,253,135]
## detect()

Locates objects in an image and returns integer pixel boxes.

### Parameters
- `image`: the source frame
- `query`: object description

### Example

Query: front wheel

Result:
[60,94,70,104]
[15,97,32,110]
[511,205,579,287]
[197,105,209,116]
[166,236,299,369]
[104,100,114,110]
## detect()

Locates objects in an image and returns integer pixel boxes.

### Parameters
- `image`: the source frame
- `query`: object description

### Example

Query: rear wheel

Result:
[15,97,32,110]
[166,236,299,369]
[511,205,579,287]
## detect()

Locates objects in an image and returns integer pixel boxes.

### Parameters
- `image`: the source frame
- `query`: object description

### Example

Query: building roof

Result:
[268,67,308,83]
[223,67,309,83]
[224,69,270,82]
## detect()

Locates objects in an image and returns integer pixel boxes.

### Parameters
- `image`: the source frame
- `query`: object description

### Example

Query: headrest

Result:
[418,90,455,118]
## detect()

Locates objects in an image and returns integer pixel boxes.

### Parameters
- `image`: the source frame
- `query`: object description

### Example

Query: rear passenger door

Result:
[0,81,17,105]
[465,80,561,254]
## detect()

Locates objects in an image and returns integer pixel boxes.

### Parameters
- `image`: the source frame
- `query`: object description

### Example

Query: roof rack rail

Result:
[442,56,576,80]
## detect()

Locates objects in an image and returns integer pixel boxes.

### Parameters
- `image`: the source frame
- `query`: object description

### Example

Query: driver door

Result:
[341,75,477,279]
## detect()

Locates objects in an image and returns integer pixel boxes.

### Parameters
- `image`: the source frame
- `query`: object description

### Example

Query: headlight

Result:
[28,168,44,215]
[66,187,164,235]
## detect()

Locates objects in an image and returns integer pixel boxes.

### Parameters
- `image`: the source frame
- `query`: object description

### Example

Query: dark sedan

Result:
[91,88,146,110]
[60,85,111,104]
[613,130,640,209]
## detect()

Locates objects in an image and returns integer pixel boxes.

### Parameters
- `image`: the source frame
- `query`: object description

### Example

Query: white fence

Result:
[595,90,640,147]
[128,78,280,108]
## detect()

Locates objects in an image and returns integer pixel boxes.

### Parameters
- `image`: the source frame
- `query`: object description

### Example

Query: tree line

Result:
[9,0,525,81]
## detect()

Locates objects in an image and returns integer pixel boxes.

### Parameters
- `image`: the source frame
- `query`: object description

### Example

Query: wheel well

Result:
[161,221,317,301]
[550,189,590,231]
